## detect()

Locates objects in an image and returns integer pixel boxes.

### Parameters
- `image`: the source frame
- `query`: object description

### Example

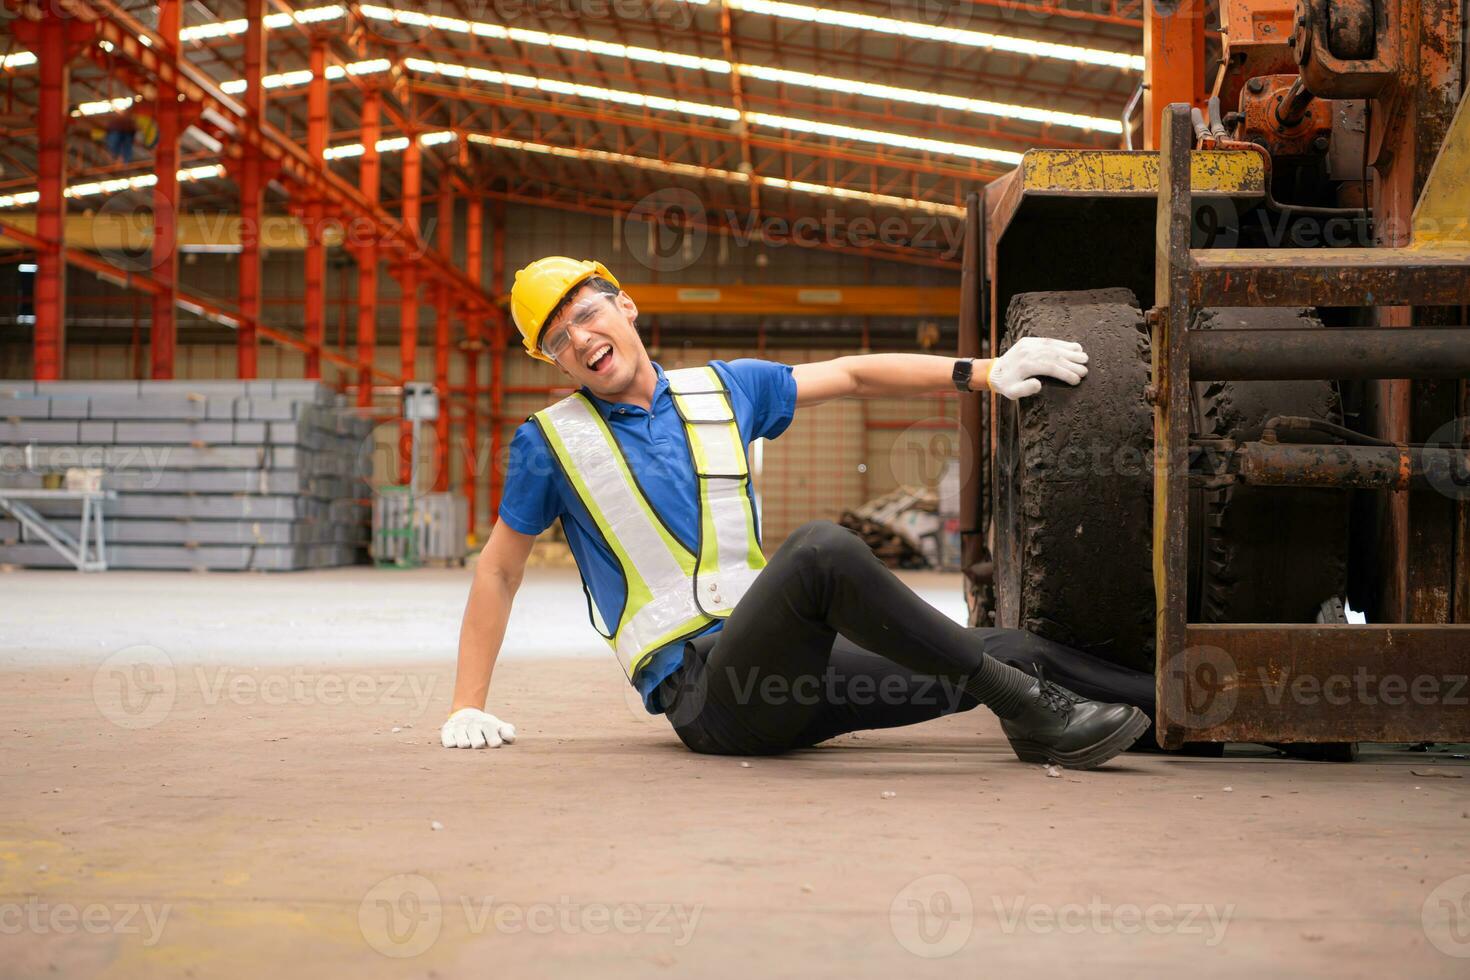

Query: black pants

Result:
[659,520,1154,756]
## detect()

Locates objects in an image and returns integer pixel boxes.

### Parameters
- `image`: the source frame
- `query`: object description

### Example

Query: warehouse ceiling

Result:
[0,0,1143,270]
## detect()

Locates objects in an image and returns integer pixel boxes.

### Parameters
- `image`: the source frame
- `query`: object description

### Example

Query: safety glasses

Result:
[540,293,614,361]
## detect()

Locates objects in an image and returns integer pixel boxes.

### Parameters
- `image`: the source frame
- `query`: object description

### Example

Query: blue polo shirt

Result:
[497,359,797,713]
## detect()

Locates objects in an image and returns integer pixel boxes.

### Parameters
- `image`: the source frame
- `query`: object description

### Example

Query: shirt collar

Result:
[580,361,670,420]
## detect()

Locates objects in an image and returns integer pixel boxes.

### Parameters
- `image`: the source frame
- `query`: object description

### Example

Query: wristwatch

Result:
[952,358,974,392]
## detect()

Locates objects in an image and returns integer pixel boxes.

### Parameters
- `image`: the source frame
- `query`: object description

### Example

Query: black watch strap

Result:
[952,358,974,392]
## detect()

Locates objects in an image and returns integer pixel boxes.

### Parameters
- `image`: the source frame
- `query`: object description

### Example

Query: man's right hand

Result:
[441,707,518,749]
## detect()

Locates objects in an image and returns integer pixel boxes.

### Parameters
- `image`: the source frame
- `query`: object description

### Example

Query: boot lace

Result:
[1036,667,1078,715]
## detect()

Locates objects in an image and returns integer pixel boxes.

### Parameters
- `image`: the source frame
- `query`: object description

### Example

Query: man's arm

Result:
[442,518,537,748]
[792,341,1086,408]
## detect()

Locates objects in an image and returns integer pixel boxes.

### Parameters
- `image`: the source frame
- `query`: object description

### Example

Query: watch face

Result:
[952,360,973,389]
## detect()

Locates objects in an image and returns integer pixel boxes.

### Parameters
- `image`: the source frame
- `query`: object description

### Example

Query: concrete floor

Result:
[2,564,1468,979]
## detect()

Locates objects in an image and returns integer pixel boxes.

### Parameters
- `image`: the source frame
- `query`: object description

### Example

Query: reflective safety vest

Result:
[531,365,767,679]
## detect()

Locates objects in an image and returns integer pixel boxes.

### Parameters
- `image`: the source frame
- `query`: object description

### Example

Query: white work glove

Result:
[440,707,517,749]
[986,337,1089,400]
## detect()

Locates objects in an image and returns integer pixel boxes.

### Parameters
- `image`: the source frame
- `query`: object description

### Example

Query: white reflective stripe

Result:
[687,422,747,477]
[539,396,697,662]
[673,391,733,422]
[699,476,761,611]
[702,563,762,616]
[615,587,703,670]
[665,366,722,394]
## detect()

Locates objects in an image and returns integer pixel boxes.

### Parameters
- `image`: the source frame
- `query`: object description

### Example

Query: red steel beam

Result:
[303,35,328,380]
[149,0,181,380]
[397,132,422,484]
[0,214,483,402]
[489,198,506,517]
[30,19,66,380]
[66,0,503,318]
[356,86,381,409]
[236,0,265,380]
[434,181,453,495]
[463,184,483,538]
[26,16,78,380]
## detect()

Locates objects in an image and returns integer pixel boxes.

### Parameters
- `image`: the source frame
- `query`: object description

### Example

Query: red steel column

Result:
[304,36,329,380]
[463,191,483,536]
[397,134,422,483]
[433,183,453,492]
[32,18,70,380]
[489,200,506,516]
[237,0,265,379]
[356,88,381,408]
[150,0,181,379]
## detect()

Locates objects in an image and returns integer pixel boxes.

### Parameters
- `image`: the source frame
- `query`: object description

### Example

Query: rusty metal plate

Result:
[1158,624,1470,744]
[1190,246,1470,306]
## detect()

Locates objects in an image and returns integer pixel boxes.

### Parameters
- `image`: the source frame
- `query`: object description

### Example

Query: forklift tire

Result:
[994,289,1156,673]
[1192,308,1351,624]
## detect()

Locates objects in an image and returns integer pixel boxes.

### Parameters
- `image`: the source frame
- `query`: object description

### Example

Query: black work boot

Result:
[998,668,1149,770]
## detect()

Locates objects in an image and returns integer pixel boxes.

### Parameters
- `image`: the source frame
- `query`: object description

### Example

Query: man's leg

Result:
[675,520,1147,764]
[784,636,981,749]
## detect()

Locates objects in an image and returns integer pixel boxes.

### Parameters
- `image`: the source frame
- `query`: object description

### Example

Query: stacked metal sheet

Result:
[0,379,374,571]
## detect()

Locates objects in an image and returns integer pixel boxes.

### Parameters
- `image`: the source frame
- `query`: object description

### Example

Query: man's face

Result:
[541,285,648,396]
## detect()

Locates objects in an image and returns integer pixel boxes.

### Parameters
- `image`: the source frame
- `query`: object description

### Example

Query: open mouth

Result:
[585,344,614,374]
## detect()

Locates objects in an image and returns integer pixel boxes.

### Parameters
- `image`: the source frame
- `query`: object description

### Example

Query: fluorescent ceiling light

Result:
[746,112,1022,164]
[738,64,1119,133]
[721,0,1143,71]
[466,132,963,215]
[165,4,1124,131]
[372,5,1113,131]
[405,57,741,121]
[74,96,140,118]
[187,2,1139,71]
[179,6,345,42]
[322,131,458,160]
[405,58,1012,163]
[17,263,37,273]
[0,165,227,210]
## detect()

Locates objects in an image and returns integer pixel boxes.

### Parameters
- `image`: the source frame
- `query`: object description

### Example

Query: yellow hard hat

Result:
[510,257,620,362]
